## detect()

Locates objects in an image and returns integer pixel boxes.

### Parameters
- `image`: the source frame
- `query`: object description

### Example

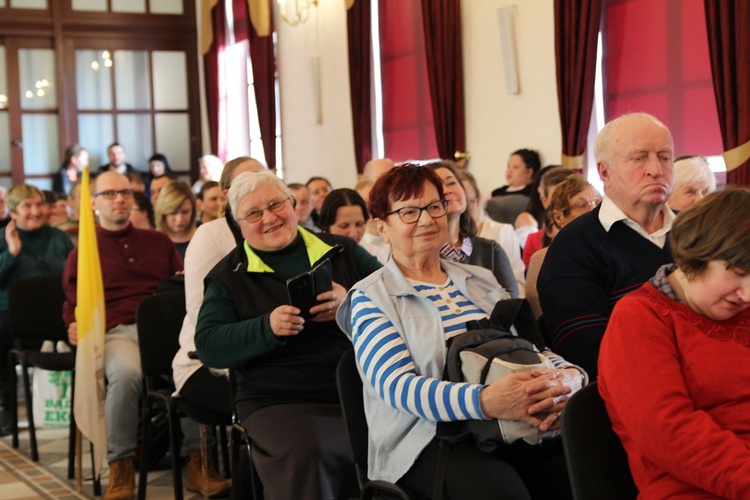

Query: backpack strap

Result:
[432,427,469,500]
[489,299,546,351]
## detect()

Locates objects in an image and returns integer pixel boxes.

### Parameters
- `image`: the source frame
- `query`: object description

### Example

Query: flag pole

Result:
[76,427,82,492]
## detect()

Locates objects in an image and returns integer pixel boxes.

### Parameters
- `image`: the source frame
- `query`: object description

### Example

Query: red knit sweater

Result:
[599,283,750,499]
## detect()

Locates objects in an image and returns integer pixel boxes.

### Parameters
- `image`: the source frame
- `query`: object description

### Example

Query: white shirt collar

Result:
[598,197,675,249]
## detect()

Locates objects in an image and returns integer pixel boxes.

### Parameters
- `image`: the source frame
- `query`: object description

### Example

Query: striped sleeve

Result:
[349,289,486,422]
[543,348,582,371]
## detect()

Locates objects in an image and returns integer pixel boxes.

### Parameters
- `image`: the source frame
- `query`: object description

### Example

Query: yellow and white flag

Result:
[74,166,107,478]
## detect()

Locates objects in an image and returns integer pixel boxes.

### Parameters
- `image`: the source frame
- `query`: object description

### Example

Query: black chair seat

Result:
[24,352,75,371]
[174,397,230,427]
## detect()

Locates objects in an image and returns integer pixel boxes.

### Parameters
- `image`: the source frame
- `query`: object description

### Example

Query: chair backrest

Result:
[561,382,638,500]
[335,349,370,489]
[135,290,186,378]
[8,275,68,346]
[484,194,530,225]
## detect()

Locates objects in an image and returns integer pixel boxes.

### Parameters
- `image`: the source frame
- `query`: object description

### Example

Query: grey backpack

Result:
[444,299,560,451]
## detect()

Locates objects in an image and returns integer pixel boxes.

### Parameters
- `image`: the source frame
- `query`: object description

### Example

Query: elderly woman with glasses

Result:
[337,165,585,500]
[195,170,381,500]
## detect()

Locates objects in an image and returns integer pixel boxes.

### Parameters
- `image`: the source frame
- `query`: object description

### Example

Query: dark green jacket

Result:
[195,228,380,416]
[0,225,74,311]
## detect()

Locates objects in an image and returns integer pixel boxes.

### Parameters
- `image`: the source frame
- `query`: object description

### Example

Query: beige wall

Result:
[276,0,358,187]
[249,0,562,192]
[462,0,561,199]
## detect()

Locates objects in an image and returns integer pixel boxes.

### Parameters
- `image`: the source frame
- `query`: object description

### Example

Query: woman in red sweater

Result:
[598,187,750,499]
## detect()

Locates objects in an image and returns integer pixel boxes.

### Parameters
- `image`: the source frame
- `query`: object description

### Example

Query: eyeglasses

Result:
[385,200,449,224]
[562,198,602,212]
[94,189,134,200]
[239,198,290,223]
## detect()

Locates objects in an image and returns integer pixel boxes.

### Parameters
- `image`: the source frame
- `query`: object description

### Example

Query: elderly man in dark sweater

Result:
[538,113,675,379]
[63,171,184,500]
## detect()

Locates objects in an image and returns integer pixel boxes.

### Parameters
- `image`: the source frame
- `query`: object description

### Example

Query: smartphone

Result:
[286,273,316,319]
[286,259,332,319]
[311,259,332,295]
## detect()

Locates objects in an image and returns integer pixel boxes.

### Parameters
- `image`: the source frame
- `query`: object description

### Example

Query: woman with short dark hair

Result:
[337,165,585,499]
[318,188,368,244]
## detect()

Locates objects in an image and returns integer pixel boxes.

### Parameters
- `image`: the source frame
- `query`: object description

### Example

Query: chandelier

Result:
[276,0,318,27]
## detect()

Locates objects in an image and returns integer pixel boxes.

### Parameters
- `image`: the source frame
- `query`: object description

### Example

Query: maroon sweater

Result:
[63,223,183,331]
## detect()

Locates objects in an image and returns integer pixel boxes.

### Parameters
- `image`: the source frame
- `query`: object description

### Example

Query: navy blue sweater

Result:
[537,207,673,379]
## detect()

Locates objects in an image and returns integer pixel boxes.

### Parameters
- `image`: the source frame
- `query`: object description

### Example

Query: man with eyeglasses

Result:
[62,171,183,499]
[538,112,675,380]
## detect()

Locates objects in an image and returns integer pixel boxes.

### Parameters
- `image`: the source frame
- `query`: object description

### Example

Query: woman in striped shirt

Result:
[337,165,585,500]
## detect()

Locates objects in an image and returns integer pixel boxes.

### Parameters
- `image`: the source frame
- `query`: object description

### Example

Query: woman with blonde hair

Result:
[154,180,196,259]
[525,175,601,318]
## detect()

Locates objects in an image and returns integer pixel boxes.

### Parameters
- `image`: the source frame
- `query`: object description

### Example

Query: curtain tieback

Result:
[561,153,584,171]
[723,140,750,172]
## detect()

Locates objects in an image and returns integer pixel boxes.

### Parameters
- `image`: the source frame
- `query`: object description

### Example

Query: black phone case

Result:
[312,259,333,294]
[286,259,332,319]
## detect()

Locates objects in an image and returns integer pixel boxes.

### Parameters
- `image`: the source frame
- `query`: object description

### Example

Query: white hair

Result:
[228,170,293,220]
[594,112,671,167]
[672,156,716,193]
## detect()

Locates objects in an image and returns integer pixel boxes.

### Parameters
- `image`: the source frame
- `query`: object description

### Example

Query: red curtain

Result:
[704,0,750,186]
[204,0,228,161]
[239,0,277,171]
[379,0,438,161]
[602,0,722,157]
[346,0,373,174]
[554,0,601,171]
[232,0,250,42]
[420,0,466,161]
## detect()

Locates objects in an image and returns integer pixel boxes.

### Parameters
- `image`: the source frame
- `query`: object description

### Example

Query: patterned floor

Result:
[0,408,219,498]
[0,433,85,500]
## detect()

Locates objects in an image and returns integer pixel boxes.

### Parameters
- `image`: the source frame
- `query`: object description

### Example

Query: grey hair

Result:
[594,112,671,167]
[671,156,716,194]
[229,170,293,220]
